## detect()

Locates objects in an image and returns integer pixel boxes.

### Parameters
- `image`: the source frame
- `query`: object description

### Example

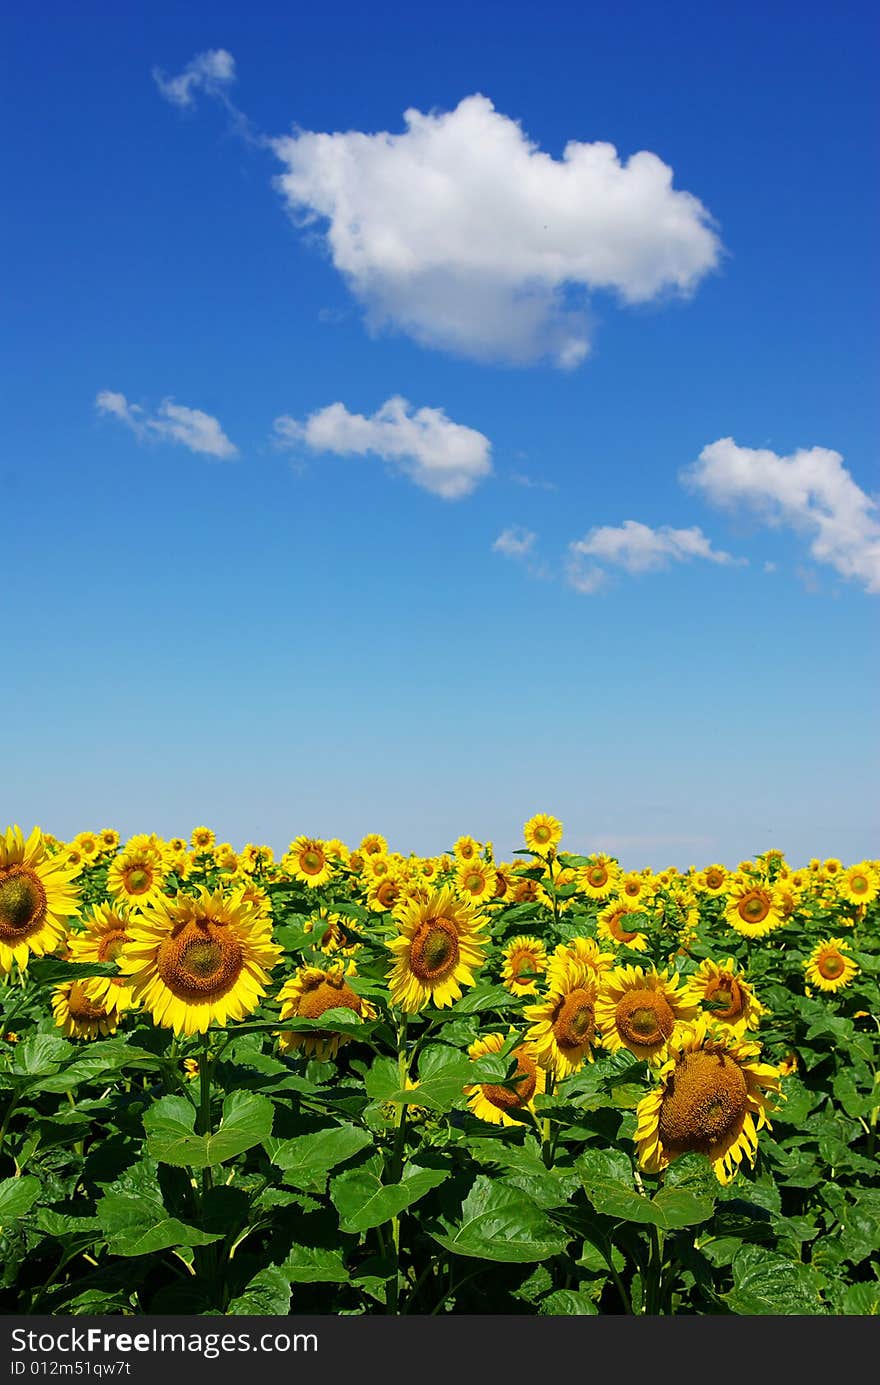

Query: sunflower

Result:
[66,902,135,1012]
[285,837,335,889]
[359,833,388,858]
[239,843,275,874]
[190,826,216,853]
[511,870,541,903]
[804,937,859,993]
[696,864,728,896]
[500,935,547,995]
[634,1018,781,1185]
[387,885,487,1013]
[464,1032,546,1126]
[303,909,360,955]
[107,851,167,913]
[524,968,599,1077]
[74,832,101,862]
[52,981,118,1040]
[367,871,405,913]
[596,899,649,952]
[681,957,766,1034]
[453,835,482,863]
[618,871,653,905]
[546,936,615,990]
[596,966,698,1063]
[724,875,784,939]
[98,828,120,855]
[118,887,282,1034]
[0,826,80,974]
[455,857,497,903]
[837,862,879,907]
[277,961,375,1060]
[578,854,620,901]
[523,813,563,855]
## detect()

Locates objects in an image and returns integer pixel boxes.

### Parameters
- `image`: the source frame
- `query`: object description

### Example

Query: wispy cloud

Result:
[683,438,880,593]
[273,395,492,500]
[95,391,238,459]
[511,471,557,491]
[567,519,741,594]
[492,526,537,559]
[270,94,721,367]
[152,49,236,109]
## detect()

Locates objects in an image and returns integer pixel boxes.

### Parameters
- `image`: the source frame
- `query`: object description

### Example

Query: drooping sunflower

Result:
[285,837,335,889]
[804,937,859,993]
[387,885,487,1013]
[66,902,135,1013]
[545,936,615,991]
[107,851,167,913]
[500,935,547,995]
[0,826,80,974]
[52,981,118,1040]
[455,857,497,903]
[578,854,620,901]
[464,1032,546,1126]
[597,899,649,952]
[524,968,599,1077]
[596,965,698,1063]
[523,813,563,855]
[837,862,879,908]
[724,875,784,939]
[118,887,282,1035]
[634,1017,781,1185]
[680,957,767,1035]
[277,961,376,1060]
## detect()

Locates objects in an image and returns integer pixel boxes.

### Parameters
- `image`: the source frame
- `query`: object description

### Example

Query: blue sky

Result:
[4,0,878,866]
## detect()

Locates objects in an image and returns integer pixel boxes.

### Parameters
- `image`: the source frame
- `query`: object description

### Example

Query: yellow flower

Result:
[464,1032,546,1126]
[453,835,482,863]
[680,957,767,1035]
[804,937,859,993]
[303,909,359,955]
[73,832,101,862]
[837,862,878,907]
[634,1018,781,1185]
[546,936,615,991]
[0,826,80,973]
[277,961,375,1060]
[455,857,497,903]
[52,981,118,1040]
[284,837,335,889]
[577,853,620,901]
[107,851,167,913]
[366,871,406,913]
[359,833,388,858]
[596,899,649,952]
[695,864,728,896]
[523,813,563,854]
[724,874,784,939]
[98,829,120,855]
[596,965,698,1063]
[524,967,599,1077]
[190,826,216,853]
[118,887,282,1035]
[66,902,135,1013]
[387,886,487,1013]
[618,871,653,905]
[500,935,547,995]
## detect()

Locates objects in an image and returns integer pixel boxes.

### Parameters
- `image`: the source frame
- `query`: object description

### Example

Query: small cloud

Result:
[763,560,777,574]
[273,395,492,500]
[153,49,236,108]
[96,391,238,459]
[511,471,557,492]
[492,526,536,559]
[683,437,880,594]
[566,519,741,593]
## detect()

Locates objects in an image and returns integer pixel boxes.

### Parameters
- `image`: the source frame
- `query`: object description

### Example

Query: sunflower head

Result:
[387,885,487,1013]
[837,863,879,907]
[724,875,784,938]
[0,826,80,974]
[597,899,649,952]
[681,957,766,1035]
[500,935,547,995]
[52,980,118,1040]
[546,936,615,991]
[66,902,135,1013]
[523,813,563,855]
[464,1031,546,1126]
[804,937,859,993]
[277,961,375,1060]
[455,858,497,903]
[596,965,697,1063]
[634,1017,781,1185]
[524,966,599,1077]
[578,854,620,901]
[284,837,335,889]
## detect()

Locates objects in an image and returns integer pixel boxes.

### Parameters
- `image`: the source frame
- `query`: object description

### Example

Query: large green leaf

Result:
[427,1177,572,1263]
[577,1155,714,1229]
[227,1267,291,1316]
[280,1245,351,1284]
[144,1090,274,1168]
[0,1175,41,1224]
[330,1156,448,1233]
[271,1123,373,1190]
[10,1034,72,1079]
[96,1163,223,1258]
[724,1246,827,1315]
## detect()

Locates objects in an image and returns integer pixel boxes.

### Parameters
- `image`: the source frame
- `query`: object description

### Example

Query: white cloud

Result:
[270,94,721,367]
[96,391,238,459]
[567,519,739,592]
[492,526,537,559]
[274,395,492,500]
[153,49,236,108]
[684,438,880,593]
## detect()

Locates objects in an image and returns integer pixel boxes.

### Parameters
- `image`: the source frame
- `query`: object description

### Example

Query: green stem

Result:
[386,1017,410,1315]
[645,1224,665,1314]
[541,1073,556,1168]
[198,1033,213,1200]
[0,1096,19,1168]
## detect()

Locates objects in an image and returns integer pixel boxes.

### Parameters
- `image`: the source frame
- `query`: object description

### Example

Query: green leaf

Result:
[23,959,119,987]
[96,1163,223,1258]
[279,1245,351,1284]
[10,1034,72,1079]
[724,1245,827,1315]
[271,1124,373,1190]
[227,1267,291,1316]
[330,1156,448,1233]
[144,1090,274,1168]
[577,1155,714,1229]
[427,1177,572,1263]
[0,1175,41,1223]
[540,1289,598,1315]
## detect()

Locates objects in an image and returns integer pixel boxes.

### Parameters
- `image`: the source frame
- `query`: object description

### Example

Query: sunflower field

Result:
[1,818,878,1317]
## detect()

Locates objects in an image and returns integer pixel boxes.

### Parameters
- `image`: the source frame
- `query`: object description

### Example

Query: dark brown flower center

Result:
[705,974,744,1021]
[296,976,362,1019]
[615,988,675,1050]
[0,868,47,941]
[482,1048,538,1112]
[552,988,595,1051]
[658,1050,748,1157]
[818,952,845,979]
[66,982,108,1023]
[409,919,460,982]
[157,920,244,1001]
